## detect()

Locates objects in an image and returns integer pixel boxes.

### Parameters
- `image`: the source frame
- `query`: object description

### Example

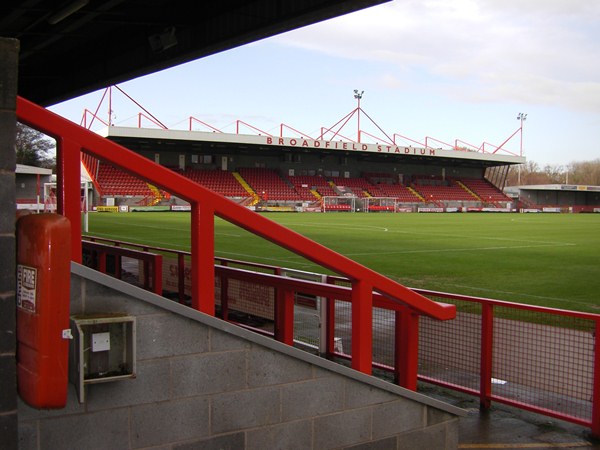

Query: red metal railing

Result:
[16,95,455,381]
[82,241,163,294]
[81,236,445,390]
[79,237,600,434]
[81,236,600,434]
[414,290,600,431]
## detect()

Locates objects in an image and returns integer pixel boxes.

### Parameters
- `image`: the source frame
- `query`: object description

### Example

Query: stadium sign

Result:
[265,136,436,156]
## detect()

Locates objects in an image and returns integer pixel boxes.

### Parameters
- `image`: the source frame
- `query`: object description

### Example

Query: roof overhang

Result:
[99,125,526,166]
[517,184,600,192]
[1,0,390,106]
[15,164,52,175]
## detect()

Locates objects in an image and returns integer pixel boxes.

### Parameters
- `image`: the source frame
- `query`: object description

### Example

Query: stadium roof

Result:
[2,0,389,106]
[15,164,52,175]
[99,125,525,168]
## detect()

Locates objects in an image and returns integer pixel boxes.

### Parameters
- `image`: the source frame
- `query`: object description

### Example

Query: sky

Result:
[49,0,600,167]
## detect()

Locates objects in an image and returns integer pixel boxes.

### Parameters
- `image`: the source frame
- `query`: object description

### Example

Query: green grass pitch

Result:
[84,211,600,313]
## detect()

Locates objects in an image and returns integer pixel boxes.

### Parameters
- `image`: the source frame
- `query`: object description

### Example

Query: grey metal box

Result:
[69,314,136,402]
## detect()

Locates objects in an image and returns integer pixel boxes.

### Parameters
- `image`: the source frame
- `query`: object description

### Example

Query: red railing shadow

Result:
[16,95,455,380]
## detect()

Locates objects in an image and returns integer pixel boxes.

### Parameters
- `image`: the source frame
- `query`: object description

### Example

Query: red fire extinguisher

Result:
[16,213,71,408]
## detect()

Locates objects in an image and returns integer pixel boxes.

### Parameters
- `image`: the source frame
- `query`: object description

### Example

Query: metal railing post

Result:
[591,320,600,438]
[395,308,419,390]
[275,289,294,345]
[152,255,162,295]
[325,277,337,358]
[177,253,185,303]
[220,261,229,320]
[57,138,82,263]
[318,274,329,356]
[480,303,494,410]
[190,201,215,315]
[351,279,373,374]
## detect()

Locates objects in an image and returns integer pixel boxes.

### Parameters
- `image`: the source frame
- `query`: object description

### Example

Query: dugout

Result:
[508,184,600,212]
[15,164,52,211]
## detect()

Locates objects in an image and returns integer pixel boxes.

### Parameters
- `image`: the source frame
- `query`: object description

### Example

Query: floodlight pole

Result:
[517,112,527,185]
[108,86,112,127]
[517,112,527,157]
[354,90,364,143]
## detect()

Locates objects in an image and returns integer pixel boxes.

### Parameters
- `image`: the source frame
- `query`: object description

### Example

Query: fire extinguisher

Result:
[16,213,71,408]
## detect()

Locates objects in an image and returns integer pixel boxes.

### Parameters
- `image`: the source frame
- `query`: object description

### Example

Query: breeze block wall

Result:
[0,36,19,450]
[18,263,463,450]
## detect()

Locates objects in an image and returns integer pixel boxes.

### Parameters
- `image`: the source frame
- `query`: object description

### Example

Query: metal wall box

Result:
[69,314,136,402]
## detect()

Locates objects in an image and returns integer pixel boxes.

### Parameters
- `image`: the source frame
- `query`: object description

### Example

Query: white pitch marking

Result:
[343,242,576,257]
[279,221,574,247]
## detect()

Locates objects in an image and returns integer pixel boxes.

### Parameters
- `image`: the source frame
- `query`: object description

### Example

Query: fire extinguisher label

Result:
[17,264,37,313]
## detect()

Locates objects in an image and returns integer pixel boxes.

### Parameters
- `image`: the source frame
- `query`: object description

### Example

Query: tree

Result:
[543,164,565,184]
[15,122,56,169]
[505,159,600,186]
[567,159,600,185]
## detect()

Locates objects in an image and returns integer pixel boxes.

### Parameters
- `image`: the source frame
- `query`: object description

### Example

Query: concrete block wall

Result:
[0,36,19,450]
[18,263,463,449]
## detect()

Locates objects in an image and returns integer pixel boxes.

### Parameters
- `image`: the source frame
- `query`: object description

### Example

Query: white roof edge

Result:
[16,164,53,175]
[99,126,525,165]
[517,184,600,191]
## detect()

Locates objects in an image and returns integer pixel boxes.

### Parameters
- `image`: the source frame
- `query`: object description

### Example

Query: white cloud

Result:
[274,0,600,114]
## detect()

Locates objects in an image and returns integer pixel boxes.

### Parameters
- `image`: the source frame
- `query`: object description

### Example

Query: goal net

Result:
[321,196,357,212]
[363,197,398,212]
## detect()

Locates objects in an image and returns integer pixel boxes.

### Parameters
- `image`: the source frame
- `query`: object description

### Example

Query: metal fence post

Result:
[177,253,185,303]
[351,279,373,374]
[395,307,419,390]
[592,321,600,438]
[57,138,82,263]
[480,303,494,410]
[275,289,294,345]
[190,201,214,315]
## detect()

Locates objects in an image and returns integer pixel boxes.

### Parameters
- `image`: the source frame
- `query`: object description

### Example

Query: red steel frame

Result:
[82,241,163,294]
[16,95,455,380]
[85,85,522,157]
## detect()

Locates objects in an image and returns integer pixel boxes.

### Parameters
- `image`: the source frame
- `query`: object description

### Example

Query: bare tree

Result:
[567,159,600,185]
[506,159,600,186]
[15,122,56,169]
[543,164,564,184]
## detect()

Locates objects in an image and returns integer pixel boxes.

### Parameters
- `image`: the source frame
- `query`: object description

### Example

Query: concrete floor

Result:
[420,384,600,449]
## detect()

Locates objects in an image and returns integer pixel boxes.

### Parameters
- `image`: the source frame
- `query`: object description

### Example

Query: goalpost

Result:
[321,196,399,212]
[321,196,357,212]
[363,197,398,213]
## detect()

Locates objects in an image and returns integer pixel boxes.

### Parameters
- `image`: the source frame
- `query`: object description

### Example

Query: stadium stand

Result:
[364,172,424,202]
[328,176,384,197]
[412,176,478,202]
[238,167,302,202]
[92,161,513,208]
[460,177,513,204]
[376,183,424,202]
[287,175,336,200]
[182,168,250,198]
[97,162,153,196]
